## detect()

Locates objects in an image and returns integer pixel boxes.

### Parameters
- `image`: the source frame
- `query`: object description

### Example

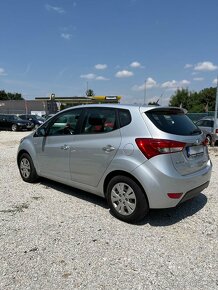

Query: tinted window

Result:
[196,120,204,126]
[81,108,117,134]
[8,115,20,121]
[46,109,82,136]
[146,109,201,136]
[196,119,214,127]
[118,109,131,128]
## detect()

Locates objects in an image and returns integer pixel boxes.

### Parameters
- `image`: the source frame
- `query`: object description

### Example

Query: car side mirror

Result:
[35,127,47,137]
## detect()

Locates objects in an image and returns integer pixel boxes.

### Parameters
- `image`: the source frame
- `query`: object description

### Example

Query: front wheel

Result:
[19,153,38,183]
[11,124,18,132]
[106,175,149,223]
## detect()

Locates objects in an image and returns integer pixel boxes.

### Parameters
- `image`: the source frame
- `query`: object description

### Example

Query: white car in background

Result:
[196,117,218,145]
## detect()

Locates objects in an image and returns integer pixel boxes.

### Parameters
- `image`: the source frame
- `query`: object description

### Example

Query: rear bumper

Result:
[132,159,212,209]
[178,181,209,204]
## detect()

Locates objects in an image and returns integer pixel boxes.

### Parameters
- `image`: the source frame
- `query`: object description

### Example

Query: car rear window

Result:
[145,108,201,136]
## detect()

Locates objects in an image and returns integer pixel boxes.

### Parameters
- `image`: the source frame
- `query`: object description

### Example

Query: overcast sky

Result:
[0,0,218,105]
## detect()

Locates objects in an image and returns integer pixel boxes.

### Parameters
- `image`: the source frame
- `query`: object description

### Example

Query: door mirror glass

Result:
[35,127,46,137]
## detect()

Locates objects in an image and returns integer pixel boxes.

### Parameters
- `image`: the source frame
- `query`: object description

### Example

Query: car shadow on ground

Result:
[39,178,108,209]
[137,193,207,227]
[39,178,207,226]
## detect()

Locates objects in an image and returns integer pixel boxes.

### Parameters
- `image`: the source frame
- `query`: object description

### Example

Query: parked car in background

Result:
[196,117,218,145]
[19,114,45,129]
[43,114,55,120]
[17,104,212,223]
[0,114,33,131]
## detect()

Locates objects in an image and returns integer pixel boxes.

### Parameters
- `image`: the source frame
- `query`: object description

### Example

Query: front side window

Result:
[46,109,82,136]
[81,108,117,134]
[8,115,21,121]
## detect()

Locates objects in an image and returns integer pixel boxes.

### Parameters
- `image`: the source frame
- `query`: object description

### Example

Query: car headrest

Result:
[88,116,104,126]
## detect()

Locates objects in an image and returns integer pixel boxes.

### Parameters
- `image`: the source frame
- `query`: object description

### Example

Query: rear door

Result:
[4,115,12,130]
[70,107,121,187]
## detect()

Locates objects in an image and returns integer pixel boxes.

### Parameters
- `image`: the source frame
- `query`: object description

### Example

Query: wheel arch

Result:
[205,133,212,145]
[103,170,150,208]
[17,149,30,166]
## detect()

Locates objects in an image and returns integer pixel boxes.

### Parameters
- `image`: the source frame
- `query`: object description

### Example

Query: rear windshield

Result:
[145,109,201,136]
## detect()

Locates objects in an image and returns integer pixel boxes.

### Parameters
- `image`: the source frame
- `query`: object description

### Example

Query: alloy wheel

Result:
[12,124,17,131]
[111,182,136,216]
[20,158,31,179]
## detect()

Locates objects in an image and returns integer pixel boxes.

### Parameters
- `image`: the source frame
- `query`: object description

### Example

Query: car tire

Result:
[206,134,212,146]
[19,153,38,183]
[11,124,18,132]
[106,175,149,223]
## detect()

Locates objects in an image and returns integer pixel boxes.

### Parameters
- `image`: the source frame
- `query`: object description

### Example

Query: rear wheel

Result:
[11,124,18,132]
[106,175,149,223]
[19,153,38,183]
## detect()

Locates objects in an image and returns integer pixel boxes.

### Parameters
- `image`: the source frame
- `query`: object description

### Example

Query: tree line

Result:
[1,86,217,113]
[0,90,23,100]
[169,87,216,112]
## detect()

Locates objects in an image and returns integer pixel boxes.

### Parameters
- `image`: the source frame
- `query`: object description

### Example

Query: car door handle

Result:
[60,144,70,150]
[102,145,115,153]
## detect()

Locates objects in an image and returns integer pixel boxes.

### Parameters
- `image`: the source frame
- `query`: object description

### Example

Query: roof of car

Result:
[61,103,183,113]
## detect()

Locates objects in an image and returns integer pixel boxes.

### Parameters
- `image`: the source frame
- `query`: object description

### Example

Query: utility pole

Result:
[144,79,146,105]
[214,76,218,137]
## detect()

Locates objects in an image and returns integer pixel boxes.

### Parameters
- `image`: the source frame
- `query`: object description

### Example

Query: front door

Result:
[33,108,82,180]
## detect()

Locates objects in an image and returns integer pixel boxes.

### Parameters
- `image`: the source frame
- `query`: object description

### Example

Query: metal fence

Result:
[186,111,216,122]
[0,108,27,114]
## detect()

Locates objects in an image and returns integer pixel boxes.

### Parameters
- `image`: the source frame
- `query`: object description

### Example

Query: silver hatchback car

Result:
[17,104,212,222]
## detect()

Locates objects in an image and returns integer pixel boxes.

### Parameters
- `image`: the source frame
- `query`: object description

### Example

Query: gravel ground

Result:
[0,131,217,290]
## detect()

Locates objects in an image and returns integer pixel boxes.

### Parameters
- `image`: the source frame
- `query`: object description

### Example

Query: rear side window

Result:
[118,109,131,128]
[145,109,201,136]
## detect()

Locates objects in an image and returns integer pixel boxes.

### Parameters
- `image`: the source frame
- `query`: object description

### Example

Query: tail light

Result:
[135,138,186,159]
[216,129,218,134]
[167,193,183,199]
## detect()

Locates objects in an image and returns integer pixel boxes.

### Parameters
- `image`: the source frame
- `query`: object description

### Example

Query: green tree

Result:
[0,90,23,100]
[148,101,160,106]
[86,89,95,97]
[169,87,216,113]
[0,90,8,100]
[198,87,216,112]
[169,88,191,109]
